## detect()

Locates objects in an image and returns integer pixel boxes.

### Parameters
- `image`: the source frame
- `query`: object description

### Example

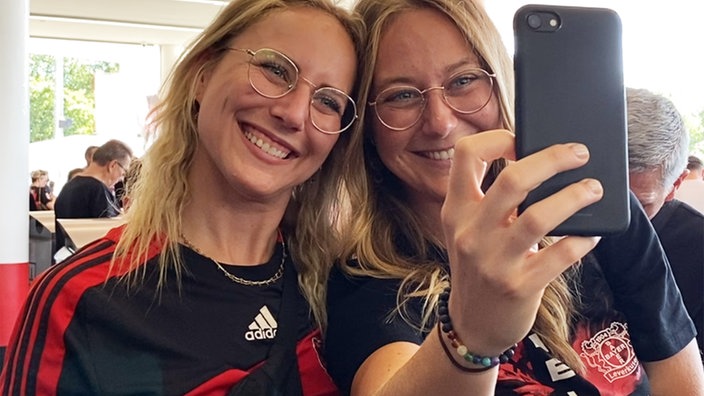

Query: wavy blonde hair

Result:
[339,0,582,370]
[112,0,365,330]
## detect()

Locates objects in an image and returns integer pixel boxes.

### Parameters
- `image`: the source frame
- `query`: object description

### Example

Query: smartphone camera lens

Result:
[527,14,542,29]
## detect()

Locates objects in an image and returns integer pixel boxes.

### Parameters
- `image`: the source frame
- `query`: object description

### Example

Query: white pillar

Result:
[160,44,183,88]
[0,0,30,348]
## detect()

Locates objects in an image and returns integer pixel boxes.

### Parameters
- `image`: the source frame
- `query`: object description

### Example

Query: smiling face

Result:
[370,8,502,211]
[193,7,357,202]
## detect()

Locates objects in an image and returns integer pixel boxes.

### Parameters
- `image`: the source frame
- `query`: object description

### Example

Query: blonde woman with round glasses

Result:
[0,0,363,394]
[324,0,704,395]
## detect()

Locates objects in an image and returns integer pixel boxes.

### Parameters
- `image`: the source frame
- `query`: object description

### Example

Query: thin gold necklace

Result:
[180,233,285,287]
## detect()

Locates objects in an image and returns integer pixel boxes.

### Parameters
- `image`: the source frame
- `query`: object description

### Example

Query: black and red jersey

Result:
[1,226,339,395]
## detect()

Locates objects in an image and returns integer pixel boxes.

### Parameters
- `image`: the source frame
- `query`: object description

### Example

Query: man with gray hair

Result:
[54,139,133,256]
[626,87,703,357]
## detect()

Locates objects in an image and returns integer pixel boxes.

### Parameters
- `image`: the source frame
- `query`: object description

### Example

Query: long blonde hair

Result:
[112,0,365,330]
[339,0,582,370]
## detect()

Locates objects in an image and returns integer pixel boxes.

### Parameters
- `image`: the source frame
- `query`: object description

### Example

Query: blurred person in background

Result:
[29,169,55,210]
[84,145,99,168]
[625,88,703,358]
[67,145,100,181]
[53,139,132,253]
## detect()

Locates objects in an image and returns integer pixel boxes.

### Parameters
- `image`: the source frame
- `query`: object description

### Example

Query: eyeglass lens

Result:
[245,48,357,134]
[372,69,494,130]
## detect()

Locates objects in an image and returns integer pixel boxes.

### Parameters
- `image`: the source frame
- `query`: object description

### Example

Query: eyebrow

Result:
[373,58,484,89]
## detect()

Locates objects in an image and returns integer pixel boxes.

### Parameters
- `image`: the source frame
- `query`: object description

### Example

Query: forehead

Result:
[231,7,357,92]
[374,8,479,84]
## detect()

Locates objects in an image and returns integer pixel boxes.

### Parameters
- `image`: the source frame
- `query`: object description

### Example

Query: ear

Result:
[194,51,215,103]
[682,168,692,180]
[665,170,689,201]
[195,67,212,103]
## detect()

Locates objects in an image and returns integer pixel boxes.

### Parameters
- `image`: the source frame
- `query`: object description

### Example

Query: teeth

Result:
[424,147,454,160]
[244,131,289,159]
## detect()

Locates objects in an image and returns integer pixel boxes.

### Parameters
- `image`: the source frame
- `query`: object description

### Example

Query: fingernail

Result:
[571,143,589,159]
[585,179,603,195]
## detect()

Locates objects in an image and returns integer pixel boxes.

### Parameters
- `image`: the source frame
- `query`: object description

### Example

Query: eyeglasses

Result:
[230,48,358,135]
[369,68,496,131]
[115,161,128,174]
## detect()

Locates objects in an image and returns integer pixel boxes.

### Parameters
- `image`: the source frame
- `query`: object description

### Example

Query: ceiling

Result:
[30,0,231,46]
[29,0,356,47]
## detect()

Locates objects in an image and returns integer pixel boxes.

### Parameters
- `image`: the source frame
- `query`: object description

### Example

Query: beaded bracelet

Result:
[437,287,517,372]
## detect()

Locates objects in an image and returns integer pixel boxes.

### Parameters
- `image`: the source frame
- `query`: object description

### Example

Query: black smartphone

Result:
[513,4,630,236]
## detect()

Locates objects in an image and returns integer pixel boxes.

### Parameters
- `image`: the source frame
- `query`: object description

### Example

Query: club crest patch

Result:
[579,322,639,383]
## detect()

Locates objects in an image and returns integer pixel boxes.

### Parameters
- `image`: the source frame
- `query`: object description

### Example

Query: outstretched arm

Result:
[349,130,603,395]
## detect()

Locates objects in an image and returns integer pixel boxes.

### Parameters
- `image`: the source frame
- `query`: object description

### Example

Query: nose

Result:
[419,88,457,138]
[270,83,311,132]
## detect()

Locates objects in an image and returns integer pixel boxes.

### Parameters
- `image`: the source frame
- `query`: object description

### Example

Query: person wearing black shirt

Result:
[53,139,132,253]
[324,2,704,395]
[625,87,703,359]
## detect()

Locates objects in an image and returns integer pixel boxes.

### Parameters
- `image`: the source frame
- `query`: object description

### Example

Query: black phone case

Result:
[514,4,630,236]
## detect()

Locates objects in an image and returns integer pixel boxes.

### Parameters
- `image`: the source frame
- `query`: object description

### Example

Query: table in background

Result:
[29,210,55,279]
[56,217,125,251]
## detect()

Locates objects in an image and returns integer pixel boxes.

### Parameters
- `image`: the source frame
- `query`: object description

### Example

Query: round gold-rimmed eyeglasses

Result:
[230,48,358,135]
[369,68,496,131]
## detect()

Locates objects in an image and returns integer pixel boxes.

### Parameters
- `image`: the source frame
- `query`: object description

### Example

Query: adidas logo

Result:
[245,305,278,341]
